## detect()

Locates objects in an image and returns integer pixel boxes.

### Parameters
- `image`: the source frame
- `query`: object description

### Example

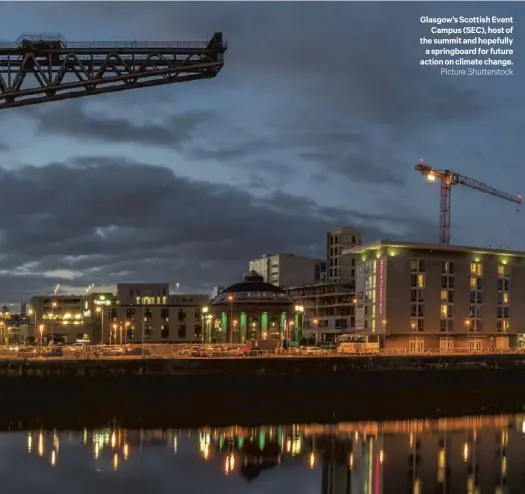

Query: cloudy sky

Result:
[0,1,523,305]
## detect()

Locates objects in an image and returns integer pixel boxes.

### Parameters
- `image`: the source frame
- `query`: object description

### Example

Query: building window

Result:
[144,325,152,337]
[410,318,424,332]
[417,274,425,289]
[160,325,169,338]
[161,308,169,322]
[178,309,186,322]
[469,261,483,333]
[470,262,483,277]
[442,261,455,274]
[194,325,202,337]
[178,325,186,339]
[497,264,510,332]
[497,264,510,278]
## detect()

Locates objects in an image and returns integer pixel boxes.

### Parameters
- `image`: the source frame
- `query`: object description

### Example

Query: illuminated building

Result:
[285,282,356,337]
[26,294,112,343]
[345,240,525,352]
[283,227,361,339]
[204,271,304,344]
[113,283,209,343]
[25,284,209,344]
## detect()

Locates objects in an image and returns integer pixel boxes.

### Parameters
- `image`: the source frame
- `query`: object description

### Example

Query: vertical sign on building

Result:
[377,257,387,332]
[355,263,365,331]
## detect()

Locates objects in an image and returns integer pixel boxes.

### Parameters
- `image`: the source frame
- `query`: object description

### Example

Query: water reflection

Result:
[16,414,525,493]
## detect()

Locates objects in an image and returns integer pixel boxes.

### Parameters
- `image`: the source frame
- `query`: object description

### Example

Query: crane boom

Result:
[415,161,522,245]
[456,173,522,204]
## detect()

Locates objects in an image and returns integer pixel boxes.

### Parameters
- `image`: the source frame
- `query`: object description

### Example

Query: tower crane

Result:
[415,160,522,245]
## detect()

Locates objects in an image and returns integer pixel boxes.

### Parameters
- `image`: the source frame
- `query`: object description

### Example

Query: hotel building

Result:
[344,240,525,352]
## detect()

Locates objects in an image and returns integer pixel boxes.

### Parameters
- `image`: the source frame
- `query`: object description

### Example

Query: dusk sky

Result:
[0,1,524,304]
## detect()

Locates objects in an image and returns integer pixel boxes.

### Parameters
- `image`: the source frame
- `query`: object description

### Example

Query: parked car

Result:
[44,348,64,358]
[94,346,125,357]
[17,347,39,358]
[125,347,151,356]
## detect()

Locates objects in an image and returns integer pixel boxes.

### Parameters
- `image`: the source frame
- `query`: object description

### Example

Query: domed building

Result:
[202,271,304,345]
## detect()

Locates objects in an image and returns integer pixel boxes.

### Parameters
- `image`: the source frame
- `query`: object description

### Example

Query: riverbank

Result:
[0,354,524,428]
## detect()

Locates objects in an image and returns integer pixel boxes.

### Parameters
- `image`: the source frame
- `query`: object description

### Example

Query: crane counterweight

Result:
[415,161,521,245]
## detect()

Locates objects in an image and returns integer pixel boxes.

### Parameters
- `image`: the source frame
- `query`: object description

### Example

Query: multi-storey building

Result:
[285,282,355,337]
[326,227,361,284]
[249,254,326,288]
[25,284,209,344]
[345,240,525,352]
[27,293,113,343]
[113,283,209,343]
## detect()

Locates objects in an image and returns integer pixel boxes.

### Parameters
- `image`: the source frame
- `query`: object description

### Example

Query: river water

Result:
[4,414,524,493]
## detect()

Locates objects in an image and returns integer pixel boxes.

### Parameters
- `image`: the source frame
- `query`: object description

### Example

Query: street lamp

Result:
[28,308,37,343]
[124,322,130,344]
[51,301,58,346]
[295,305,305,341]
[39,324,45,347]
[228,296,233,344]
[96,307,104,344]
[205,314,213,343]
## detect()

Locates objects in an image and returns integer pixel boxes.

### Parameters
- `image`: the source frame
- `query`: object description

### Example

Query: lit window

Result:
[438,449,445,469]
[503,320,510,331]
[470,262,483,277]
[440,290,447,302]
[470,278,477,289]
[417,274,425,289]
[503,293,509,304]
[440,305,448,318]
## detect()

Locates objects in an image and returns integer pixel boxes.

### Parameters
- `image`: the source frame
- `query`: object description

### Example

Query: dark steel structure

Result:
[0,32,226,110]
[416,159,521,245]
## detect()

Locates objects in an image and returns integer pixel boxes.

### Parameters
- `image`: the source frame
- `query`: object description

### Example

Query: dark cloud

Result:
[16,2,500,190]
[0,157,435,303]
[32,102,214,149]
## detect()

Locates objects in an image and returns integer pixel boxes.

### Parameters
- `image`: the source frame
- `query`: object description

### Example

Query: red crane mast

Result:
[415,160,522,245]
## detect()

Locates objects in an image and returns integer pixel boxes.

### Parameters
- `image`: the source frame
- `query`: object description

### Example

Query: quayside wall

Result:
[1,355,525,428]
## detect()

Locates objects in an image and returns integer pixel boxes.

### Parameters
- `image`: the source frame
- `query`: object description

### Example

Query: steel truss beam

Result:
[0,32,226,110]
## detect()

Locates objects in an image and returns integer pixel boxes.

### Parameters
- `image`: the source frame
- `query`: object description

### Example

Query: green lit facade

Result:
[201,271,305,344]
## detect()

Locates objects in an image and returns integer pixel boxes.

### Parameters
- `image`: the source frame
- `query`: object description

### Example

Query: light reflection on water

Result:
[6,414,525,493]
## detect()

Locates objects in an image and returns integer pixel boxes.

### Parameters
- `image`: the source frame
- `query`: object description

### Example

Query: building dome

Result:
[212,271,292,304]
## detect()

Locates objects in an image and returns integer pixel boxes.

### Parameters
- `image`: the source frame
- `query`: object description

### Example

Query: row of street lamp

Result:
[26,304,137,346]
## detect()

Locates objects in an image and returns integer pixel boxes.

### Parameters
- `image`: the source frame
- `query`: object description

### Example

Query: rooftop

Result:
[212,271,293,304]
[343,240,525,258]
